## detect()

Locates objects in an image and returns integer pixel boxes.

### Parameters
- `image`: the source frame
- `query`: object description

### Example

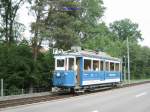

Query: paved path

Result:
[1,83,150,112]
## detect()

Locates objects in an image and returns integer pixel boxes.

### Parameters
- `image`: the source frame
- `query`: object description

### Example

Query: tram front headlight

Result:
[56,73,60,77]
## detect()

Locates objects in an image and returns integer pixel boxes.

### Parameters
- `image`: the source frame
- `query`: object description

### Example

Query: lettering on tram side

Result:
[108,74,116,77]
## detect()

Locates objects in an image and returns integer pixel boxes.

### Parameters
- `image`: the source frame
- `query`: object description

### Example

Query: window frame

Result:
[110,62,115,71]
[67,57,75,71]
[93,59,100,71]
[105,61,110,71]
[115,62,120,72]
[100,60,104,71]
[83,58,92,71]
[55,57,66,71]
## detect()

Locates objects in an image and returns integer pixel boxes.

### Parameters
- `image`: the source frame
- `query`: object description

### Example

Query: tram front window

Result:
[57,59,65,67]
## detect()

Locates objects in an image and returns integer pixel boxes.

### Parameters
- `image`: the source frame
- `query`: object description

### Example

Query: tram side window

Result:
[84,59,91,71]
[93,60,99,71]
[57,59,65,67]
[100,61,104,71]
[115,63,120,71]
[68,58,74,70]
[105,62,109,71]
[110,62,115,71]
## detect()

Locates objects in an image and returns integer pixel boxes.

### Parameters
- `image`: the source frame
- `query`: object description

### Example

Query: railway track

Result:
[0,80,150,109]
[0,94,74,108]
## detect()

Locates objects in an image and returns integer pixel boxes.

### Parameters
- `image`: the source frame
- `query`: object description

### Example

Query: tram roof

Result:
[54,50,121,61]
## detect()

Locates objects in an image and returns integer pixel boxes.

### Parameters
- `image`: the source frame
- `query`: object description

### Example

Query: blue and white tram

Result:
[53,48,122,91]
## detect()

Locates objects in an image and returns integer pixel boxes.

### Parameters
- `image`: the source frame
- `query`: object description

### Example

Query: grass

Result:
[122,78,150,84]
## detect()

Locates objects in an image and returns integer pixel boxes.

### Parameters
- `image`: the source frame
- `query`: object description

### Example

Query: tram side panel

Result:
[80,58,105,86]
[81,71,121,86]
[104,71,121,83]
[53,70,76,88]
[80,59,122,86]
[104,61,122,84]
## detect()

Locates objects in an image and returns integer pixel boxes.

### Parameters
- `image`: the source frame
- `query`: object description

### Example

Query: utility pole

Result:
[127,37,130,84]
[123,56,126,82]
[1,79,3,97]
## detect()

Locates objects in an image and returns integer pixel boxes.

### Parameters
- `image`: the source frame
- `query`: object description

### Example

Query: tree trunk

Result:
[9,0,14,45]
[33,13,41,62]
[5,3,9,43]
[29,83,33,93]
[33,35,38,62]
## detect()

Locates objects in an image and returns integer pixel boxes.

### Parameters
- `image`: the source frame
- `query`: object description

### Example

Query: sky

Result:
[18,0,150,47]
[103,0,150,47]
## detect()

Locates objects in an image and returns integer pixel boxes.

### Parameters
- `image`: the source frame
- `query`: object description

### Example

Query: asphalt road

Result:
[1,83,150,112]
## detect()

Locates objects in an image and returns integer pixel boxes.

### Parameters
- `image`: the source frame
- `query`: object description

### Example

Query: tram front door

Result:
[76,57,80,86]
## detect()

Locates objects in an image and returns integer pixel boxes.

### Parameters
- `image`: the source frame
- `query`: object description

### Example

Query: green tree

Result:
[80,0,105,26]
[0,43,54,94]
[83,23,124,57]
[80,0,105,42]
[0,0,26,45]
[109,19,149,79]
[44,0,81,50]
[130,45,150,79]
[109,19,143,42]
[0,43,33,92]
[29,0,48,62]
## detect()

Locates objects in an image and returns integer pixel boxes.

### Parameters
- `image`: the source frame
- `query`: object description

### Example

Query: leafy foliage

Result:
[84,19,150,79]
[79,0,105,42]
[0,43,53,91]
[0,0,26,44]
[109,19,143,42]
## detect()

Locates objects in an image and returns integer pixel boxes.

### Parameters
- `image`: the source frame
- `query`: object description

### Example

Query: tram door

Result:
[68,57,80,86]
[76,57,80,86]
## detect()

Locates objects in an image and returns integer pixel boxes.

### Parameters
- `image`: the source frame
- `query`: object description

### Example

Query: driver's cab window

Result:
[57,59,64,67]
[56,58,66,70]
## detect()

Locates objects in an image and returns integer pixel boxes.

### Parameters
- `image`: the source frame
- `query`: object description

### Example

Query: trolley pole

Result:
[127,37,130,84]
[1,79,3,97]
